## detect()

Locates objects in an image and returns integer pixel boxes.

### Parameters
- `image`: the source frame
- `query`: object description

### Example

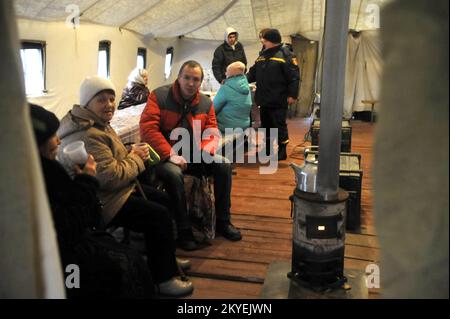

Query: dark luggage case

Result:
[305,148,362,231]
[310,119,352,153]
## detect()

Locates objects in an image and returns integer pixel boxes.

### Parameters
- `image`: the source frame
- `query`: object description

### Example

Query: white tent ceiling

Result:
[14,0,389,41]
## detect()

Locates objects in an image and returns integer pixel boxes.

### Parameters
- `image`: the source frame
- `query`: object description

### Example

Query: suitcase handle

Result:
[340,169,363,176]
[304,146,361,166]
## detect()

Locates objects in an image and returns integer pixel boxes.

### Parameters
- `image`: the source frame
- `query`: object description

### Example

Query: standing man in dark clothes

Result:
[247,28,300,160]
[212,27,247,84]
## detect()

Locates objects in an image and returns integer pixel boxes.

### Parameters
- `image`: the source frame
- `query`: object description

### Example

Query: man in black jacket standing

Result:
[247,28,300,161]
[212,27,247,84]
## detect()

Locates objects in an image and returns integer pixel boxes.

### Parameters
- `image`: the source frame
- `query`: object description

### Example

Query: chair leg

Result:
[370,103,375,123]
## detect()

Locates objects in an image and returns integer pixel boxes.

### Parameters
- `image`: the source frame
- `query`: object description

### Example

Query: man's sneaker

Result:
[157,277,194,297]
[216,222,242,241]
[177,228,198,251]
[176,257,191,271]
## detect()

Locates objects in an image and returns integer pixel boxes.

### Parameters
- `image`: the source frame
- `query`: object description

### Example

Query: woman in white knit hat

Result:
[118,68,150,109]
[57,75,194,297]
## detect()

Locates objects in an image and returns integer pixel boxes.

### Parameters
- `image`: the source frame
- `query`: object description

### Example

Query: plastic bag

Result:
[184,175,216,240]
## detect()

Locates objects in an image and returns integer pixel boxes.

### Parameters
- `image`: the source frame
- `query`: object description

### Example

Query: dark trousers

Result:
[260,107,289,152]
[110,184,178,284]
[155,154,232,231]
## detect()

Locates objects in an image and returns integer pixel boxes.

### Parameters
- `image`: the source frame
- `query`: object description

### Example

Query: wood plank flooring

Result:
[178,118,380,299]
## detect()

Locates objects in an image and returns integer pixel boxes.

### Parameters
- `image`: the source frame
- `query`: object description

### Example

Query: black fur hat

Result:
[262,28,282,44]
[29,103,60,146]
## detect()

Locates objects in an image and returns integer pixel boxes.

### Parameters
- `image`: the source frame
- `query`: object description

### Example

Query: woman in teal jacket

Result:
[213,61,252,133]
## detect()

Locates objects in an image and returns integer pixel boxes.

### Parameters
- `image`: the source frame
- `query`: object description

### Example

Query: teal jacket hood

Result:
[223,75,250,95]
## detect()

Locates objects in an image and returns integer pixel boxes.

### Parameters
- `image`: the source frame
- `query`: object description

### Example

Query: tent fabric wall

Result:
[176,37,261,92]
[292,37,318,117]
[17,18,172,118]
[175,38,224,92]
[145,37,182,88]
[0,2,65,298]
[17,16,261,119]
[343,30,382,118]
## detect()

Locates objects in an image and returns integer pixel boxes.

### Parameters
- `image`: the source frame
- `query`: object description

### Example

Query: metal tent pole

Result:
[317,0,351,200]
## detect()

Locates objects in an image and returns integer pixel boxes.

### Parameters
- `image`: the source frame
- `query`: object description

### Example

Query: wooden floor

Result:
[177,118,380,299]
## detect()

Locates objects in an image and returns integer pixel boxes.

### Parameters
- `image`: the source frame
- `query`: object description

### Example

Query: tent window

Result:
[137,47,147,69]
[98,41,111,78]
[20,41,46,96]
[164,47,174,79]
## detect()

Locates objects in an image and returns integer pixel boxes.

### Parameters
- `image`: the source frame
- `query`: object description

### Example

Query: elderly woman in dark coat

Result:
[118,68,150,109]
